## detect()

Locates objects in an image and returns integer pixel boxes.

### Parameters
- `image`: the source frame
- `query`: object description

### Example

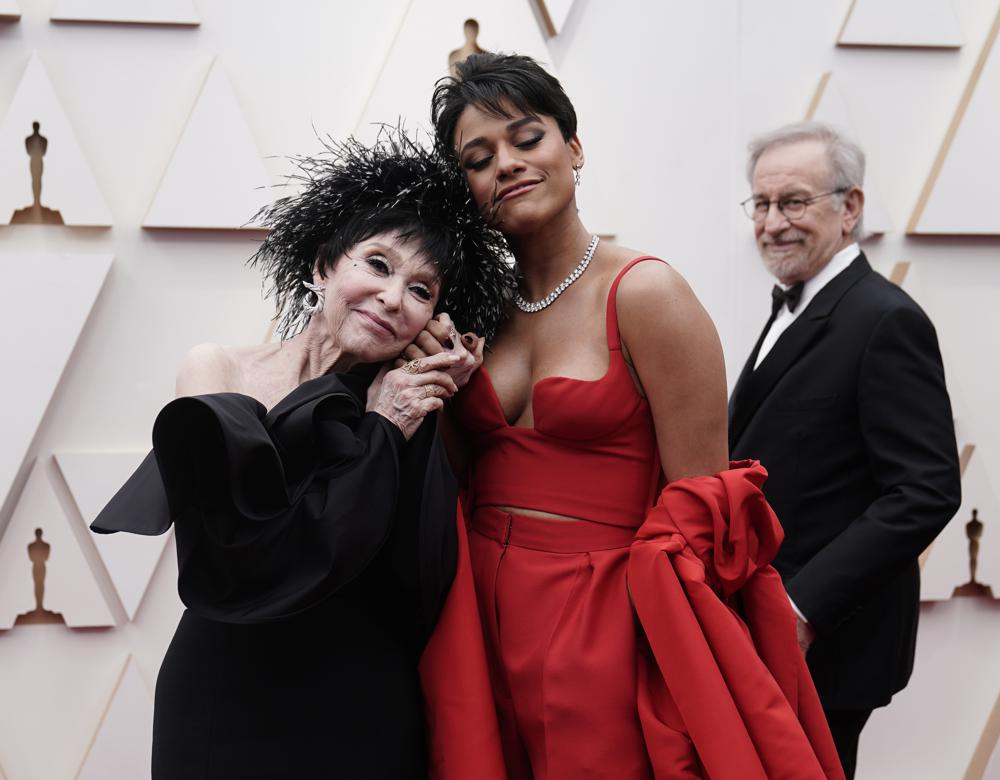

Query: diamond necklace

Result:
[513,235,600,313]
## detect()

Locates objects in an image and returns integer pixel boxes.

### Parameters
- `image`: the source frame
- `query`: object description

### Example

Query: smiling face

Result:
[751,139,861,285]
[453,102,583,236]
[315,230,441,365]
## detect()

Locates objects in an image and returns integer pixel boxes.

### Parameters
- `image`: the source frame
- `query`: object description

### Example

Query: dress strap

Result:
[605,256,668,351]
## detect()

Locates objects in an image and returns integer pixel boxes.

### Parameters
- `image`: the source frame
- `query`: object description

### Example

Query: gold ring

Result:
[402,359,421,374]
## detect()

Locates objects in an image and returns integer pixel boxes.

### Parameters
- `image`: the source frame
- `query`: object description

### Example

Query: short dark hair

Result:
[249,128,513,340]
[431,53,577,152]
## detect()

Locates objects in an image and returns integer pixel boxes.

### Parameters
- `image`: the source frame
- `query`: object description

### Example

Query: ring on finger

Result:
[424,385,435,398]
[402,359,422,374]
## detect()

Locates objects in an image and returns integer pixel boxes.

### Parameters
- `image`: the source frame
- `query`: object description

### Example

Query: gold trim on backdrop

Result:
[804,72,831,120]
[533,0,558,37]
[888,261,911,286]
[963,688,1000,780]
[907,6,1000,233]
[836,0,858,45]
[73,655,131,779]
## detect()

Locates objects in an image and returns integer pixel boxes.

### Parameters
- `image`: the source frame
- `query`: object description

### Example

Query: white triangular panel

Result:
[0,253,112,510]
[0,0,20,21]
[0,461,114,629]
[0,53,112,225]
[922,446,1000,601]
[534,0,576,36]
[805,73,891,236]
[51,0,198,25]
[839,0,962,47]
[144,60,272,229]
[77,657,153,780]
[55,452,169,621]
[909,11,1000,234]
[355,0,553,141]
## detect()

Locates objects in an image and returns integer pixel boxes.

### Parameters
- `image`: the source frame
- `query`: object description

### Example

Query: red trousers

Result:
[424,464,843,780]
[470,507,700,780]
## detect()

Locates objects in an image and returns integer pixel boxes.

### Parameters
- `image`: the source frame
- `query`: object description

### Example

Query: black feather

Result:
[249,126,514,341]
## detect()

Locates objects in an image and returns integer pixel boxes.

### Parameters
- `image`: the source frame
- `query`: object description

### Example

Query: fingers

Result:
[427,313,458,349]
[400,343,427,363]
[411,351,461,372]
[471,335,485,363]
[411,369,459,396]
[401,314,461,362]
[419,396,445,414]
[413,330,446,356]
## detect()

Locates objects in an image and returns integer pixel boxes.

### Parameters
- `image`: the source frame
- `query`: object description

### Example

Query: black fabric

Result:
[823,708,872,780]
[729,253,961,710]
[772,281,804,314]
[93,371,458,778]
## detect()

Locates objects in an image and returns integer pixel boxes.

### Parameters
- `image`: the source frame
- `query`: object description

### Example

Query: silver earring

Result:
[573,165,582,186]
[302,280,325,315]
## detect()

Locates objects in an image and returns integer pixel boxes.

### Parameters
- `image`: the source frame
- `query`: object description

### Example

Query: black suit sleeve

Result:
[786,304,961,633]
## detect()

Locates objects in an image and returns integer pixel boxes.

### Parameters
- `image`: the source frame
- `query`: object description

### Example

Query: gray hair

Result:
[746,121,866,239]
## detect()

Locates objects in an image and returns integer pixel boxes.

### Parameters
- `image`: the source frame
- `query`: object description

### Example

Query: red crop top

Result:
[451,257,667,528]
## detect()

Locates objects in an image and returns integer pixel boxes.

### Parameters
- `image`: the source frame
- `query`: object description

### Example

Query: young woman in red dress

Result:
[417,54,844,780]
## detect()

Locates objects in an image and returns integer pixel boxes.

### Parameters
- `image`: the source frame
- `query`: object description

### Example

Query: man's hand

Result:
[796,615,817,656]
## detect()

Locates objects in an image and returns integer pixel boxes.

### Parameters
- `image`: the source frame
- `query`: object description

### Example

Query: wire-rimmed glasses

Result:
[740,188,848,221]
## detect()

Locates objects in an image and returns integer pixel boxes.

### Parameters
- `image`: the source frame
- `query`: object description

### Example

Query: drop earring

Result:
[302,280,325,315]
[573,165,582,186]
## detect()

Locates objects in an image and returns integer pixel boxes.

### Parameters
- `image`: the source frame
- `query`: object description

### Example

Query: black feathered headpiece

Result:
[249,126,514,340]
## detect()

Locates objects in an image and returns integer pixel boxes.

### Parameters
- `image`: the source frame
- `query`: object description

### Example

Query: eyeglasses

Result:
[740,188,848,221]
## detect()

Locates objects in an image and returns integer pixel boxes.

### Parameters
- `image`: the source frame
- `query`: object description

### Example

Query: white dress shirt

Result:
[753,242,860,625]
[754,243,860,370]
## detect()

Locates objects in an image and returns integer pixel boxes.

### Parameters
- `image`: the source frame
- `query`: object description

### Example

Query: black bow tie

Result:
[771,282,804,315]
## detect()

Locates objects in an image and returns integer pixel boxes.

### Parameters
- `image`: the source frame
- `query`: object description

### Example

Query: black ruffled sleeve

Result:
[92,373,418,624]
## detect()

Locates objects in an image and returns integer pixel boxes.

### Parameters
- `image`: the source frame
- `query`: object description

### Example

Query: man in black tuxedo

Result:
[728,122,961,779]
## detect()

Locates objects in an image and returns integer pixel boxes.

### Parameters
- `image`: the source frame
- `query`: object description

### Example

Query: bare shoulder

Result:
[176,343,237,397]
[615,255,707,339]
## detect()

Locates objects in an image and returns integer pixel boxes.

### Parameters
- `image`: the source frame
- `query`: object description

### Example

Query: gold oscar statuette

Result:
[14,528,66,625]
[953,509,994,598]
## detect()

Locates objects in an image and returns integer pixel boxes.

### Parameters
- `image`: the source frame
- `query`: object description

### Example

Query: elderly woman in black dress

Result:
[93,131,512,779]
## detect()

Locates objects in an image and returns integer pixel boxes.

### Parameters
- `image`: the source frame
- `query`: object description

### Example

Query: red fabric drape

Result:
[629,461,844,779]
[419,502,507,780]
[421,461,843,780]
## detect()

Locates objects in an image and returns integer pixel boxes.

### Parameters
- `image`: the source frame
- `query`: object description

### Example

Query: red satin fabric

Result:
[449,257,664,528]
[419,503,507,780]
[628,462,844,780]
[421,464,843,779]
[422,257,842,777]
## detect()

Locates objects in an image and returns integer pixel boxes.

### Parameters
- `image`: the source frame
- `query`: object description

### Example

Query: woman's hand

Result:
[367,351,461,440]
[399,312,485,389]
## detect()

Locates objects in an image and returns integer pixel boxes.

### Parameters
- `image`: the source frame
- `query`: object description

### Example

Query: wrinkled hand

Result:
[397,312,485,389]
[796,615,816,656]
[367,351,460,440]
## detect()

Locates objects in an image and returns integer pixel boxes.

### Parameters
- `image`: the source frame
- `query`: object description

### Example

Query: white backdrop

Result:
[0,1,998,777]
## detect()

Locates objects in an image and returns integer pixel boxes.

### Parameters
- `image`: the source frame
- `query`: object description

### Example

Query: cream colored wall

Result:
[0,0,997,778]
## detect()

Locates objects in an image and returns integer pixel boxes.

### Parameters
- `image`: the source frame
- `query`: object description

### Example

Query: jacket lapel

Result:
[729,253,872,450]
[728,316,772,424]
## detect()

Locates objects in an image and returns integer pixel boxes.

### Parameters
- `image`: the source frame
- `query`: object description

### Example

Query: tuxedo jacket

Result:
[728,253,961,710]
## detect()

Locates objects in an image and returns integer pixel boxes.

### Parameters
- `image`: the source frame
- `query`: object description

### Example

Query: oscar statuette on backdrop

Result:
[14,528,66,625]
[10,121,64,225]
[952,509,994,598]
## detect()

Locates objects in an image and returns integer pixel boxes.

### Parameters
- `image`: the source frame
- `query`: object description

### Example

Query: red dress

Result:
[421,258,843,780]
